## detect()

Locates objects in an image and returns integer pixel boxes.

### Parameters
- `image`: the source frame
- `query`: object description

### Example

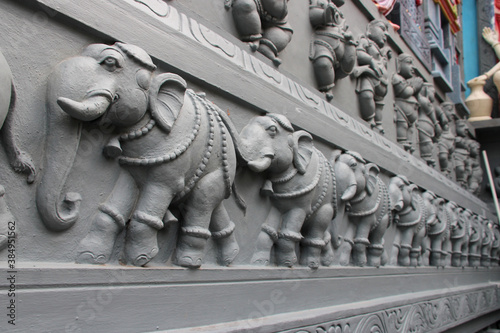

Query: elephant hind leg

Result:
[300,204,333,269]
[210,203,239,266]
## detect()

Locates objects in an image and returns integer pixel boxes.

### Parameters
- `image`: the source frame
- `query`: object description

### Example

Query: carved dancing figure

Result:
[0,50,36,251]
[416,83,441,166]
[453,119,473,188]
[467,140,483,196]
[37,43,253,268]
[392,53,423,153]
[226,0,293,66]
[353,19,391,133]
[436,102,456,176]
[309,0,356,100]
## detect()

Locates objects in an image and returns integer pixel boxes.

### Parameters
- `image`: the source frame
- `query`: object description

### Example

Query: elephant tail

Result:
[1,83,36,183]
[36,72,84,232]
[232,172,247,215]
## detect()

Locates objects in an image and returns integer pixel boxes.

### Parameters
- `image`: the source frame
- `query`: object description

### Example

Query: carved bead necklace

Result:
[306,154,331,220]
[119,119,156,142]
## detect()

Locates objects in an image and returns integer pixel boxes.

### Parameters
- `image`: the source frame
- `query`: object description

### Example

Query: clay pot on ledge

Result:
[466,75,493,121]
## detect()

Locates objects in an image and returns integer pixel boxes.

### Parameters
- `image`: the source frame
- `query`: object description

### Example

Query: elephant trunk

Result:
[334,160,357,202]
[36,60,91,231]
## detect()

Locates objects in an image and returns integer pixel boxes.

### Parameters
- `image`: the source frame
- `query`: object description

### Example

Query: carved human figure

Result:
[0,50,36,250]
[427,198,453,267]
[450,207,471,267]
[388,176,433,266]
[309,0,356,100]
[392,53,423,153]
[334,151,394,267]
[467,140,483,196]
[416,83,441,167]
[226,0,293,66]
[435,102,456,176]
[353,20,391,133]
[453,119,473,188]
[238,114,357,268]
[37,43,249,268]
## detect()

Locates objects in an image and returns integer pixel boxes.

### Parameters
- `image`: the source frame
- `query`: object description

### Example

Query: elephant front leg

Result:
[429,237,443,267]
[76,171,138,264]
[451,239,463,267]
[251,206,281,265]
[275,208,307,267]
[396,227,414,267]
[210,203,239,266]
[125,182,174,267]
[352,218,374,267]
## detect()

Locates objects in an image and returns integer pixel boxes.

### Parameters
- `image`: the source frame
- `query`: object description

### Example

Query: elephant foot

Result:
[397,245,411,266]
[320,239,335,267]
[276,251,297,267]
[276,232,301,267]
[469,255,480,268]
[75,251,108,265]
[212,222,239,266]
[429,250,442,267]
[367,244,384,267]
[481,257,491,267]
[451,252,461,267]
[409,248,420,267]
[125,212,163,267]
[251,251,271,266]
[175,227,211,268]
[300,237,326,269]
[0,234,7,251]
[337,240,353,266]
[352,239,369,267]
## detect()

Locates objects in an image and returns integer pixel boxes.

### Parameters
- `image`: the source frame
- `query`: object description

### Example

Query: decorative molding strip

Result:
[287,286,500,333]
[34,0,492,218]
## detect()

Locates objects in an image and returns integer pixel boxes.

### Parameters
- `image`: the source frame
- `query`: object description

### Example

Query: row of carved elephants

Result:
[0,43,497,270]
[224,0,484,194]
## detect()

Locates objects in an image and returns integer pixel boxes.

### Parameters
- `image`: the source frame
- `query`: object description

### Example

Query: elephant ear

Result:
[365,163,380,195]
[149,73,187,133]
[408,184,419,210]
[291,130,314,174]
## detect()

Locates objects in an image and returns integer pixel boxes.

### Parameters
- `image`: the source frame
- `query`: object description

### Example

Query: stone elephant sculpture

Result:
[388,176,434,266]
[490,224,500,266]
[427,199,454,267]
[37,42,247,268]
[238,114,357,268]
[334,151,393,267]
[468,214,483,267]
[0,50,36,250]
[480,217,494,267]
[450,207,472,267]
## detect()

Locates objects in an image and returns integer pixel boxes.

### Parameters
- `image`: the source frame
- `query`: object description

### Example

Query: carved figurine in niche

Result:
[416,83,441,167]
[468,213,483,267]
[467,140,483,196]
[427,198,453,267]
[392,53,423,153]
[450,207,471,267]
[453,119,473,188]
[353,20,391,134]
[435,102,456,176]
[388,176,433,266]
[226,0,293,66]
[309,0,356,100]
[238,114,357,268]
[334,151,393,267]
[0,50,36,250]
[37,42,251,268]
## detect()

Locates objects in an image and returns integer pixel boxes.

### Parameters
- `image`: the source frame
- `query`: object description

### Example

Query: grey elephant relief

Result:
[333,151,393,267]
[309,0,356,101]
[37,42,247,268]
[0,49,36,251]
[392,53,423,153]
[388,176,433,267]
[226,0,293,66]
[427,198,454,267]
[238,114,357,268]
[450,207,472,267]
[353,20,391,134]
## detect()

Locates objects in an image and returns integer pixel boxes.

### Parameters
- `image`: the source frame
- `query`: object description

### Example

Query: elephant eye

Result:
[350,162,357,168]
[266,125,278,137]
[100,56,122,72]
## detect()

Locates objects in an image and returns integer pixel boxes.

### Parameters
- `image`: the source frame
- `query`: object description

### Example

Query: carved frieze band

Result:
[283,285,500,333]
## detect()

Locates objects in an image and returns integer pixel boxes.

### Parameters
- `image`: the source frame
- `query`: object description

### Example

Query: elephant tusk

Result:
[341,184,357,201]
[247,155,273,173]
[57,91,112,121]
